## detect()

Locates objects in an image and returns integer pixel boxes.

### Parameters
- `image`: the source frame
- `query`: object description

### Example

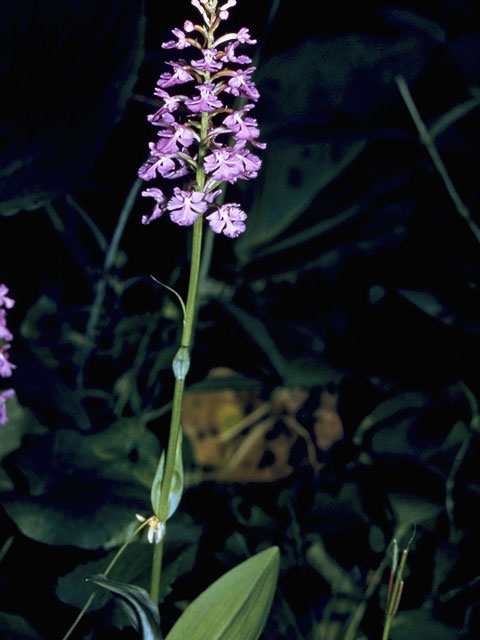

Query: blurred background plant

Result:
[1,0,480,638]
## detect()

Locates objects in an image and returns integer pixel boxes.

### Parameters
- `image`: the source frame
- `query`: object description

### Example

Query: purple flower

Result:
[0,283,15,425]
[234,144,262,179]
[0,310,12,341]
[204,146,244,183]
[167,188,208,226]
[155,123,195,154]
[191,49,223,72]
[148,92,184,119]
[157,62,194,88]
[222,42,252,64]
[224,68,260,101]
[0,389,15,425]
[141,188,166,225]
[206,203,247,237]
[162,28,192,50]
[137,0,264,237]
[0,285,14,309]
[0,344,15,378]
[222,105,265,147]
[138,154,189,181]
[185,84,223,113]
[236,28,257,44]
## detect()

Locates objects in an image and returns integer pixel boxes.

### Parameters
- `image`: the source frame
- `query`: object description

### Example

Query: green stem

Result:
[149,213,204,603]
[62,519,149,640]
[150,537,165,603]
[148,14,215,604]
[395,75,480,245]
[381,549,407,640]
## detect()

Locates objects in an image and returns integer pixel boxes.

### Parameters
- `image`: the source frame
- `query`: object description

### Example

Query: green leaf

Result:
[0,612,40,640]
[235,34,430,262]
[429,95,480,140]
[306,540,360,597]
[2,484,147,549]
[87,575,162,640]
[235,139,366,261]
[157,543,198,605]
[390,493,443,537]
[165,546,280,640]
[56,541,151,611]
[151,431,184,520]
[378,7,446,42]
[223,304,288,380]
[397,289,454,325]
[256,36,429,133]
[2,424,157,548]
[249,204,361,260]
[0,1,145,215]
[390,608,460,640]
[353,392,429,445]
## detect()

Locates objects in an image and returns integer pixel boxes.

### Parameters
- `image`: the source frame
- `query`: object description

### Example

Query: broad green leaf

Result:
[223,304,288,380]
[57,542,151,611]
[306,540,360,596]
[87,575,161,640]
[390,608,460,640]
[151,431,183,520]
[0,612,40,639]
[235,139,366,261]
[353,392,429,445]
[236,34,430,261]
[390,494,443,537]
[378,7,446,42]
[165,546,280,640]
[430,95,480,140]
[249,205,361,260]
[256,36,430,134]
[88,418,160,489]
[0,400,47,491]
[2,423,158,548]
[1,485,147,549]
[157,542,198,604]
[397,289,454,325]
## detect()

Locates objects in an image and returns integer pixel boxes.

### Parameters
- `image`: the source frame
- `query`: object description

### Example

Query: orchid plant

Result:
[61,1,279,638]
[135,0,269,606]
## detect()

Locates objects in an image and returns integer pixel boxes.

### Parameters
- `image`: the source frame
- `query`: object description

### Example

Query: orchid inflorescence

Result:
[0,284,15,425]
[138,0,265,238]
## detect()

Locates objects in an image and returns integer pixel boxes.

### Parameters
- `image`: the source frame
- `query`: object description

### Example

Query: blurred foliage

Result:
[1,0,480,639]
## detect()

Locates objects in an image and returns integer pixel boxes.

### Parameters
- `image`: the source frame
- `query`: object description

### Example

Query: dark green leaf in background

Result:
[236,34,431,261]
[0,0,145,215]
[1,425,157,548]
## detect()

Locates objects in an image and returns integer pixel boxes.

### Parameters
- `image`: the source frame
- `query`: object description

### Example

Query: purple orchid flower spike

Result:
[0,284,15,426]
[138,0,264,238]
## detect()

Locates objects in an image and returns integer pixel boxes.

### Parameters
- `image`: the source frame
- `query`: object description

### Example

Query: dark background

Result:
[1,1,479,638]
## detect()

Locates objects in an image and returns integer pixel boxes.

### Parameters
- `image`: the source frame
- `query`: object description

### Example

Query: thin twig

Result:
[65,194,108,253]
[76,178,143,389]
[395,75,480,244]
